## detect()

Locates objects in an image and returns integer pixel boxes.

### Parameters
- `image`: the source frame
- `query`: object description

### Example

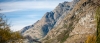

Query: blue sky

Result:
[0,0,73,31]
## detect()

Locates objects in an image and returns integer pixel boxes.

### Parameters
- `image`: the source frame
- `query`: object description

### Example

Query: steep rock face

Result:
[54,0,80,27]
[21,1,77,40]
[41,0,98,43]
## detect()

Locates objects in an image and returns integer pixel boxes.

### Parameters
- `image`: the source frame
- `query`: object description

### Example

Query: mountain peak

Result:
[21,0,80,42]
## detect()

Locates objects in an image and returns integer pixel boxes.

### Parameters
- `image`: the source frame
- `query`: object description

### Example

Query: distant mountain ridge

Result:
[20,0,80,42]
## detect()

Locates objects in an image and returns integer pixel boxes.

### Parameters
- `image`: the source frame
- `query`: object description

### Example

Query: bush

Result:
[0,14,23,43]
[85,35,96,43]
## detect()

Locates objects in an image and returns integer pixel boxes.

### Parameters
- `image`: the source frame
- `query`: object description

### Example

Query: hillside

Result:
[20,0,100,43]
[21,0,79,41]
[41,0,100,43]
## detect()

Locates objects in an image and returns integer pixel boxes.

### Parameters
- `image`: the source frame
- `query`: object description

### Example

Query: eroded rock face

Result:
[41,0,97,43]
[70,13,96,36]
[65,8,96,43]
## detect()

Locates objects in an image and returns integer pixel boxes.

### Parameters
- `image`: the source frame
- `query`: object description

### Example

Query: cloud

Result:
[0,9,21,13]
[6,13,42,31]
[0,1,60,13]
[0,0,73,13]
[0,0,72,2]
[8,14,42,31]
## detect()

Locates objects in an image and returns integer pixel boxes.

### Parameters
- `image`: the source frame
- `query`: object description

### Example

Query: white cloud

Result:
[0,1,60,13]
[10,18,38,31]
[11,24,25,31]
[0,0,73,13]
[0,9,21,13]
[9,14,41,31]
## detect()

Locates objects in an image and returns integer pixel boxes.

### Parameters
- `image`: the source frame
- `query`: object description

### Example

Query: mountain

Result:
[21,0,100,43]
[41,0,100,43]
[21,0,79,40]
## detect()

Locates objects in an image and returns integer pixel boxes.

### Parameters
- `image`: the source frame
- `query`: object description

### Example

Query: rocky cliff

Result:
[41,0,100,43]
[21,0,100,43]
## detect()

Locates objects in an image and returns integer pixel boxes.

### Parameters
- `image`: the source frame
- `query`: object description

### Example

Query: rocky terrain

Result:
[41,0,100,43]
[21,0,79,40]
[21,0,100,43]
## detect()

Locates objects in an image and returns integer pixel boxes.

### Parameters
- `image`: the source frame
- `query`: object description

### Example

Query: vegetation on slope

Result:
[85,6,100,43]
[96,6,100,43]
[85,35,96,43]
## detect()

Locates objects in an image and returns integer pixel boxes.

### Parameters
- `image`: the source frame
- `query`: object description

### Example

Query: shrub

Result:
[0,14,23,43]
[85,35,96,43]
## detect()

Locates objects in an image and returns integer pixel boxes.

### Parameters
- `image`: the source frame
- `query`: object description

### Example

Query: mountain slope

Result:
[41,0,100,43]
[21,0,79,40]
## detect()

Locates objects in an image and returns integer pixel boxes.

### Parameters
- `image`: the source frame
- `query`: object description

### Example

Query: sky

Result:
[0,0,73,31]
